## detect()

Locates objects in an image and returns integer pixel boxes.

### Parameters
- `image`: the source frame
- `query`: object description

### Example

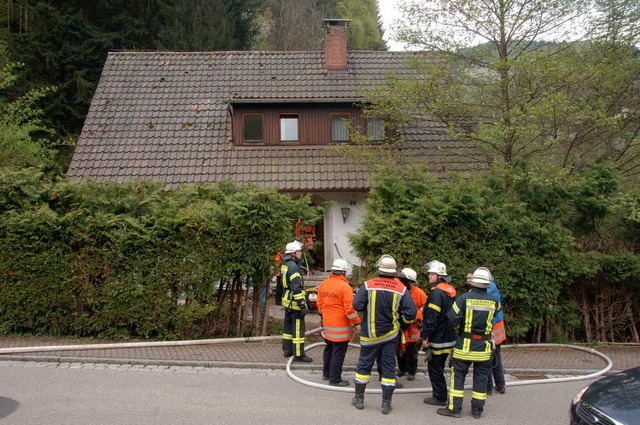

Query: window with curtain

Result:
[331,114,350,142]
[367,118,385,140]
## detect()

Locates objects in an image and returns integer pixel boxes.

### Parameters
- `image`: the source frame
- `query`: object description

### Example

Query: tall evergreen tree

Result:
[254,0,386,51]
[154,0,261,50]
[4,0,262,141]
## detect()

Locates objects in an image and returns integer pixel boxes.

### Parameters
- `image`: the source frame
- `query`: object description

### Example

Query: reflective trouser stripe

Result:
[472,391,487,401]
[381,377,396,387]
[448,363,464,412]
[294,319,303,356]
[355,373,370,383]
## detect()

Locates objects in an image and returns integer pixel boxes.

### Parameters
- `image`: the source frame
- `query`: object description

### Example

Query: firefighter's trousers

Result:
[355,336,399,395]
[428,352,450,402]
[322,340,349,382]
[448,357,491,413]
[283,309,306,357]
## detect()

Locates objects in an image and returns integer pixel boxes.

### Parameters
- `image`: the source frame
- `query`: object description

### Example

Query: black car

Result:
[570,366,640,425]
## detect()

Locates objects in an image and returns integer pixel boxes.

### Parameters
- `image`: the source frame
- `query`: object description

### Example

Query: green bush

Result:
[350,165,640,342]
[0,172,324,339]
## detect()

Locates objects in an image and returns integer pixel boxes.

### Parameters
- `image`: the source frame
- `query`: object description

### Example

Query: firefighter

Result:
[317,258,361,387]
[421,261,457,407]
[281,240,312,362]
[438,267,502,419]
[351,254,416,415]
[396,268,427,381]
[274,252,284,305]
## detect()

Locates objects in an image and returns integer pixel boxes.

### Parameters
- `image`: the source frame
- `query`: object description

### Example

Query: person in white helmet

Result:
[317,258,360,387]
[281,240,312,362]
[396,268,427,382]
[351,254,416,415]
[438,267,501,420]
[466,268,506,396]
[421,260,457,407]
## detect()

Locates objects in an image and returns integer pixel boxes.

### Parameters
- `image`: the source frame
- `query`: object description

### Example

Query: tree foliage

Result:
[350,166,640,342]
[0,41,57,171]
[253,0,386,51]
[3,0,263,140]
[384,0,640,177]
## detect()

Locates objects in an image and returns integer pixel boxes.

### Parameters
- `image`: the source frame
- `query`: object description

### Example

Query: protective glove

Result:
[423,347,433,363]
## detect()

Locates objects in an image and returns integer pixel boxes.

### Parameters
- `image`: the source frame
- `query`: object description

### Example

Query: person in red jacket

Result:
[317,258,361,387]
[396,268,428,381]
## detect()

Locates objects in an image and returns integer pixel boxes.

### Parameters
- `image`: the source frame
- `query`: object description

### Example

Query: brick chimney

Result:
[324,19,350,72]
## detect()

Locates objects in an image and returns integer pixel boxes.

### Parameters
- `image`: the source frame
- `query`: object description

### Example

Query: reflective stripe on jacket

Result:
[449,288,501,362]
[491,319,506,345]
[317,274,360,342]
[353,276,416,347]
[281,255,305,311]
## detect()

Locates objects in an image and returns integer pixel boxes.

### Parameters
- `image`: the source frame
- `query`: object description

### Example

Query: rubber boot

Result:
[381,392,393,415]
[352,383,366,410]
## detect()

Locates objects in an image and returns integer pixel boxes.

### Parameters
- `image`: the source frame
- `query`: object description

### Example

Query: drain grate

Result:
[512,373,548,380]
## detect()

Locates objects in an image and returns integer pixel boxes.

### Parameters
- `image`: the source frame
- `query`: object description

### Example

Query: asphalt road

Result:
[0,361,588,424]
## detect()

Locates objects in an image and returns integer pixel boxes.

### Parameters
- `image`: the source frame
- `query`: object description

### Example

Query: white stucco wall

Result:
[318,191,368,273]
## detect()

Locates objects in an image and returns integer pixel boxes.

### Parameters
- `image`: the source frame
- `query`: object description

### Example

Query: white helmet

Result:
[469,267,492,288]
[400,268,417,283]
[285,240,303,254]
[376,254,397,275]
[330,258,349,273]
[427,261,447,276]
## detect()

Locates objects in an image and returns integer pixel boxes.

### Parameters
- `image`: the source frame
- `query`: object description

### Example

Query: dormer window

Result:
[280,114,299,143]
[243,113,264,144]
[367,117,385,141]
[331,113,351,142]
[232,104,390,146]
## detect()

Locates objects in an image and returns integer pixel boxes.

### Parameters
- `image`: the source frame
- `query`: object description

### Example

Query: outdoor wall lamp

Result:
[341,207,350,224]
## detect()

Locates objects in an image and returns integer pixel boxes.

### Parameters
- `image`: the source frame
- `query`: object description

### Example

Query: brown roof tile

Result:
[68,50,485,189]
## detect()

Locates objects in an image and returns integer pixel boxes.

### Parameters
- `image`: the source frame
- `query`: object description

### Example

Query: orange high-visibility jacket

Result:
[317,274,360,342]
[491,319,506,345]
[406,285,428,342]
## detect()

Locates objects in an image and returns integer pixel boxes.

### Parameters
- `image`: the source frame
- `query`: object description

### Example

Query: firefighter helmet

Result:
[376,254,397,275]
[330,258,349,273]
[427,261,447,276]
[469,267,492,288]
[285,240,303,254]
[400,267,417,283]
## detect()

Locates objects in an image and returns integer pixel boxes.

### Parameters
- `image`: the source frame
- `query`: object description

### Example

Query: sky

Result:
[377,0,407,51]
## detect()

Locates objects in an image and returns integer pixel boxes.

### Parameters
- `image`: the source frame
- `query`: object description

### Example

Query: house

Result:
[67,19,484,275]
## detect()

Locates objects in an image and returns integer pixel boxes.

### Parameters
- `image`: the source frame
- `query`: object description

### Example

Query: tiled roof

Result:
[68,51,485,190]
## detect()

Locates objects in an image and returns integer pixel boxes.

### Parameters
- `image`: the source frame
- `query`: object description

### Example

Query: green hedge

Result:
[0,170,323,339]
[350,165,640,342]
